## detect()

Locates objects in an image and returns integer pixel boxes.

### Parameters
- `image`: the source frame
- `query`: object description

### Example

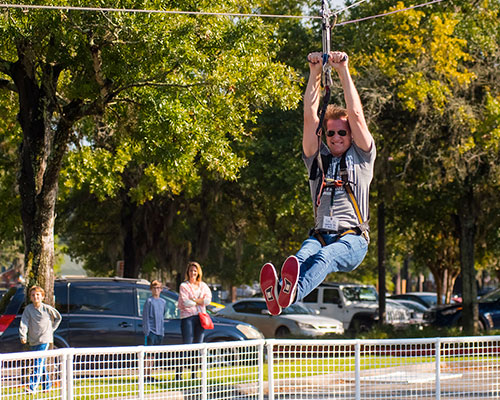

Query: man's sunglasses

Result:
[326,129,347,137]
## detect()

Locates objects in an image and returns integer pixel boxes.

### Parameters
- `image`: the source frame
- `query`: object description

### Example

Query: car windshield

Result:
[480,288,500,303]
[281,303,312,315]
[342,286,378,302]
[399,301,427,312]
[417,295,438,306]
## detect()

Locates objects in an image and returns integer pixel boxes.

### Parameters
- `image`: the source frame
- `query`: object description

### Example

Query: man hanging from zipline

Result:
[260,50,376,315]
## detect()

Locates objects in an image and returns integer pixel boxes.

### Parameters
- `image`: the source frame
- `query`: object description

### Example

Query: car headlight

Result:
[236,324,264,339]
[297,322,316,329]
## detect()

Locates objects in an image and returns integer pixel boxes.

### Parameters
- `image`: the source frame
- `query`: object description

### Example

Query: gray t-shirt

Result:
[19,303,62,346]
[303,141,376,232]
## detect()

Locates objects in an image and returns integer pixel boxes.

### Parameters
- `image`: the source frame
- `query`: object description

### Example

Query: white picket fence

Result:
[1,336,499,399]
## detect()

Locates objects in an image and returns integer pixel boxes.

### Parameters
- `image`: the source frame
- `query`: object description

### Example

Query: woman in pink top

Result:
[178,261,212,344]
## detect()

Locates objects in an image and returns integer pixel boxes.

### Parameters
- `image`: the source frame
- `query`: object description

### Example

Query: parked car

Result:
[0,277,263,353]
[385,299,414,326]
[207,301,226,314]
[215,298,344,338]
[389,292,448,309]
[389,298,433,325]
[430,287,500,331]
[302,282,413,332]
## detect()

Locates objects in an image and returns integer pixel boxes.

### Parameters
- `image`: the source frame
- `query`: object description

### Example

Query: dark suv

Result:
[0,277,263,352]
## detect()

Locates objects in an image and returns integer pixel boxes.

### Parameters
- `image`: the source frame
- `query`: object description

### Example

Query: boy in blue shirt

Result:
[142,280,166,382]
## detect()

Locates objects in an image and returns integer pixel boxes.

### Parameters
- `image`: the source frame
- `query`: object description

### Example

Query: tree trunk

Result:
[377,201,386,326]
[445,268,460,303]
[121,194,141,278]
[12,42,78,304]
[434,268,444,305]
[13,54,57,305]
[458,183,478,335]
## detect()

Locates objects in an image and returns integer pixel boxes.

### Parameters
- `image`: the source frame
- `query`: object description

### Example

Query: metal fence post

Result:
[258,341,264,400]
[435,338,441,400]
[355,340,361,400]
[266,341,275,400]
[60,351,67,400]
[201,346,208,400]
[138,347,145,400]
[66,350,73,400]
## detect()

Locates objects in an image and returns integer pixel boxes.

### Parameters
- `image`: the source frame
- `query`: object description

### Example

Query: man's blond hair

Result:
[322,104,349,131]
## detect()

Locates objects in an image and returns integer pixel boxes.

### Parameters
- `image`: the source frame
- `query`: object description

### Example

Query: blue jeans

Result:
[29,343,51,392]
[145,333,163,346]
[181,315,205,344]
[294,233,368,302]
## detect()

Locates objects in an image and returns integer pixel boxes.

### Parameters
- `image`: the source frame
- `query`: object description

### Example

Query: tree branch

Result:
[0,59,17,92]
[0,78,17,92]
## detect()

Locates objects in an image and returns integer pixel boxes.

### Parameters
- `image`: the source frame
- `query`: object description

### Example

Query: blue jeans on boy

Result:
[29,343,51,392]
[294,233,368,302]
[145,333,163,346]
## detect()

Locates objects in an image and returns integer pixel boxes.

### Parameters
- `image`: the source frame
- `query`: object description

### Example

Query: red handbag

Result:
[198,312,214,330]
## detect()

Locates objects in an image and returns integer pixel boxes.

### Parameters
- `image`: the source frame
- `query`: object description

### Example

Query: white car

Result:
[390,298,432,325]
[215,298,344,338]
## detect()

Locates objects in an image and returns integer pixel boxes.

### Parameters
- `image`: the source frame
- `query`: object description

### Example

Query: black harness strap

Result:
[309,2,336,217]
[310,151,370,244]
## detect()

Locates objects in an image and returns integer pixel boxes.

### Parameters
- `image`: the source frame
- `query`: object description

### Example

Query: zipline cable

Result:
[0,3,321,19]
[335,0,369,15]
[336,0,446,26]
[0,0,448,24]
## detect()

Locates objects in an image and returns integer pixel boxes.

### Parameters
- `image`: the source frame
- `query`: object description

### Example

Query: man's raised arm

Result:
[330,51,373,152]
[303,52,324,158]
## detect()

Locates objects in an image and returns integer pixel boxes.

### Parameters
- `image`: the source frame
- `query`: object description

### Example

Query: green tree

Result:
[0,1,301,299]
[57,0,311,285]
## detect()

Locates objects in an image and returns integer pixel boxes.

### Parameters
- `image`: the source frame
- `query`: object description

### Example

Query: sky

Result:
[331,0,347,7]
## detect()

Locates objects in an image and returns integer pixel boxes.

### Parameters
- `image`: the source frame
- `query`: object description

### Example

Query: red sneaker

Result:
[278,256,299,308]
[260,263,281,316]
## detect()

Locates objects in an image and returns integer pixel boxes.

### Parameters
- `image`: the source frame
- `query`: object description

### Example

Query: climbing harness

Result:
[310,152,370,244]
[308,1,369,244]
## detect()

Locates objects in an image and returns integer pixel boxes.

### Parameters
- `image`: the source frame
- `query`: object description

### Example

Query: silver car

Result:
[216,298,344,338]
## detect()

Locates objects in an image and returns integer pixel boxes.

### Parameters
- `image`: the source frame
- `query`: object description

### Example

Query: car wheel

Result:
[349,317,373,333]
[275,326,290,338]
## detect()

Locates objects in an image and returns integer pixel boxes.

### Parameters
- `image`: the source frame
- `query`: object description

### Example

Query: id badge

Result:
[322,216,339,231]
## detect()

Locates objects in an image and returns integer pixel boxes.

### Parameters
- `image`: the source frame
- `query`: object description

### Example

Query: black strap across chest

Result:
[308,150,369,241]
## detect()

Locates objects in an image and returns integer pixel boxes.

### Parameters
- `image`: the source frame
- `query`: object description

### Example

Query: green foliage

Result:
[58,1,302,205]
[0,91,22,257]
[51,0,306,278]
